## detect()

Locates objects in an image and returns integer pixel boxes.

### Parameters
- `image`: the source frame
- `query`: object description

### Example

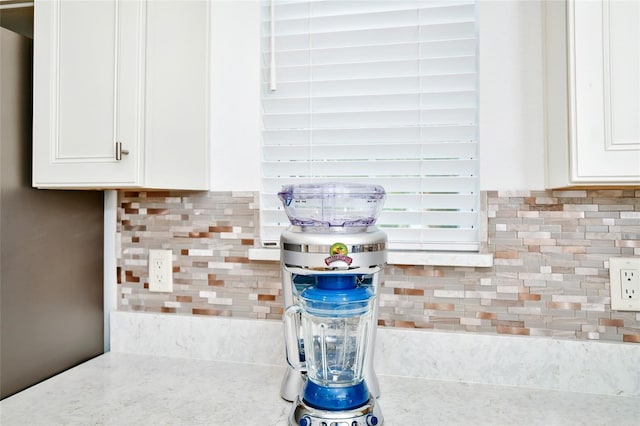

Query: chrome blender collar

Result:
[282,242,386,254]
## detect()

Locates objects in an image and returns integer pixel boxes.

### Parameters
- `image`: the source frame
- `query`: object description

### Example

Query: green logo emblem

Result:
[330,242,348,256]
[326,243,352,266]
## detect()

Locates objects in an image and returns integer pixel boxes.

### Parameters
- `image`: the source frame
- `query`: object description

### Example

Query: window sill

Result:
[248,248,494,268]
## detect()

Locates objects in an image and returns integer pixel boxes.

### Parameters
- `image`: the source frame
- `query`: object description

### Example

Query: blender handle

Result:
[283,304,306,372]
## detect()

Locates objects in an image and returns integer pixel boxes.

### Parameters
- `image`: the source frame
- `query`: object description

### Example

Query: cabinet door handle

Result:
[115,142,129,161]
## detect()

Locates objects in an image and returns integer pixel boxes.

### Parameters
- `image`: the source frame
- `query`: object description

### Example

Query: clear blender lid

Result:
[278,182,386,227]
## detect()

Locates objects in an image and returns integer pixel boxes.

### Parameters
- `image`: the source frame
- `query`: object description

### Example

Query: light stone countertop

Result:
[1,352,638,426]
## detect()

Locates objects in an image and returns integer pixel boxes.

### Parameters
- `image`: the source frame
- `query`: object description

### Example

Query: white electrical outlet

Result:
[621,270,640,300]
[609,257,640,311]
[148,249,173,292]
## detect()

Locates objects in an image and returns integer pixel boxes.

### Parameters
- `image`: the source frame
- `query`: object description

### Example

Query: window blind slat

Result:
[261,193,477,212]
[264,39,476,68]
[263,70,478,90]
[262,22,476,52]
[260,0,479,251]
[262,176,477,194]
[379,212,478,228]
[263,126,477,144]
[263,159,477,177]
[263,141,477,161]
[263,85,475,103]
[264,57,477,83]
[260,225,479,249]
[262,91,477,114]
[262,210,477,229]
[263,3,476,31]
[264,109,476,129]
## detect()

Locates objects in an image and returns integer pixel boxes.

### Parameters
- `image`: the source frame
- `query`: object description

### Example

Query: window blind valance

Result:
[260,0,480,251]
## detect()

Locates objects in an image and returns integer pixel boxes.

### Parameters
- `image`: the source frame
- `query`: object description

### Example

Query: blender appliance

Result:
[278,183,387,426]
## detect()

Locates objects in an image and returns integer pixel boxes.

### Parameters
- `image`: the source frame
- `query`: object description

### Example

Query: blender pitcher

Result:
[284,275,376,412]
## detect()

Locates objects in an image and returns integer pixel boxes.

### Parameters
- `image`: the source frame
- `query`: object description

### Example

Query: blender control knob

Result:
[366,415,379,426]
[299,416,312,426]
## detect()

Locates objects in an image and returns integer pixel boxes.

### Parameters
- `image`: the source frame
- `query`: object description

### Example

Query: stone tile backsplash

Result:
[117,189,640,343]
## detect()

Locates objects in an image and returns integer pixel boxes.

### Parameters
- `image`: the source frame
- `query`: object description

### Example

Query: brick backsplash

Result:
[117,189,640,343]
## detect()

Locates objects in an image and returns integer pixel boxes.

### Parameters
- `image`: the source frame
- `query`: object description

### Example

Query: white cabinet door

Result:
[33,0,142,187]
[545,0,640,187]
[33,0,209,189]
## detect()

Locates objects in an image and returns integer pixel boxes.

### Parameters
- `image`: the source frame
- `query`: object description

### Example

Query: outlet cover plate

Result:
[149,249,173,293]
[609,257,640,311]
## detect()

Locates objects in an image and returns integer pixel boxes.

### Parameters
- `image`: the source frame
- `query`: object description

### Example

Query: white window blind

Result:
[260,0,479,251]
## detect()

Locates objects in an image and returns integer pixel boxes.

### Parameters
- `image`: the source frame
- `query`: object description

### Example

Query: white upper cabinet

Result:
[544,0,640,188]
[32,0,210,189]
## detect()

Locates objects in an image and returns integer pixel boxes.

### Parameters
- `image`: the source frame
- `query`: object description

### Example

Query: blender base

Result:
[288,395,383,426]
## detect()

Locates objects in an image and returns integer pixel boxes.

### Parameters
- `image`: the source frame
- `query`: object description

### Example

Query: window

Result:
[260,0,479,251]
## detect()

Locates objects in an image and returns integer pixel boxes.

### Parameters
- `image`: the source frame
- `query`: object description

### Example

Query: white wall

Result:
[478,0,545,190]
[209,1,262,191]
[209,0,547,192]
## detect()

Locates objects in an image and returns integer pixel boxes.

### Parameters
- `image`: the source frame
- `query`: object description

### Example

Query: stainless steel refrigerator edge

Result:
[1,22,104,399]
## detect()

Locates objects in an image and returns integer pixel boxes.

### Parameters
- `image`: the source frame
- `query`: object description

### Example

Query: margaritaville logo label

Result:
[325,242,353,266]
